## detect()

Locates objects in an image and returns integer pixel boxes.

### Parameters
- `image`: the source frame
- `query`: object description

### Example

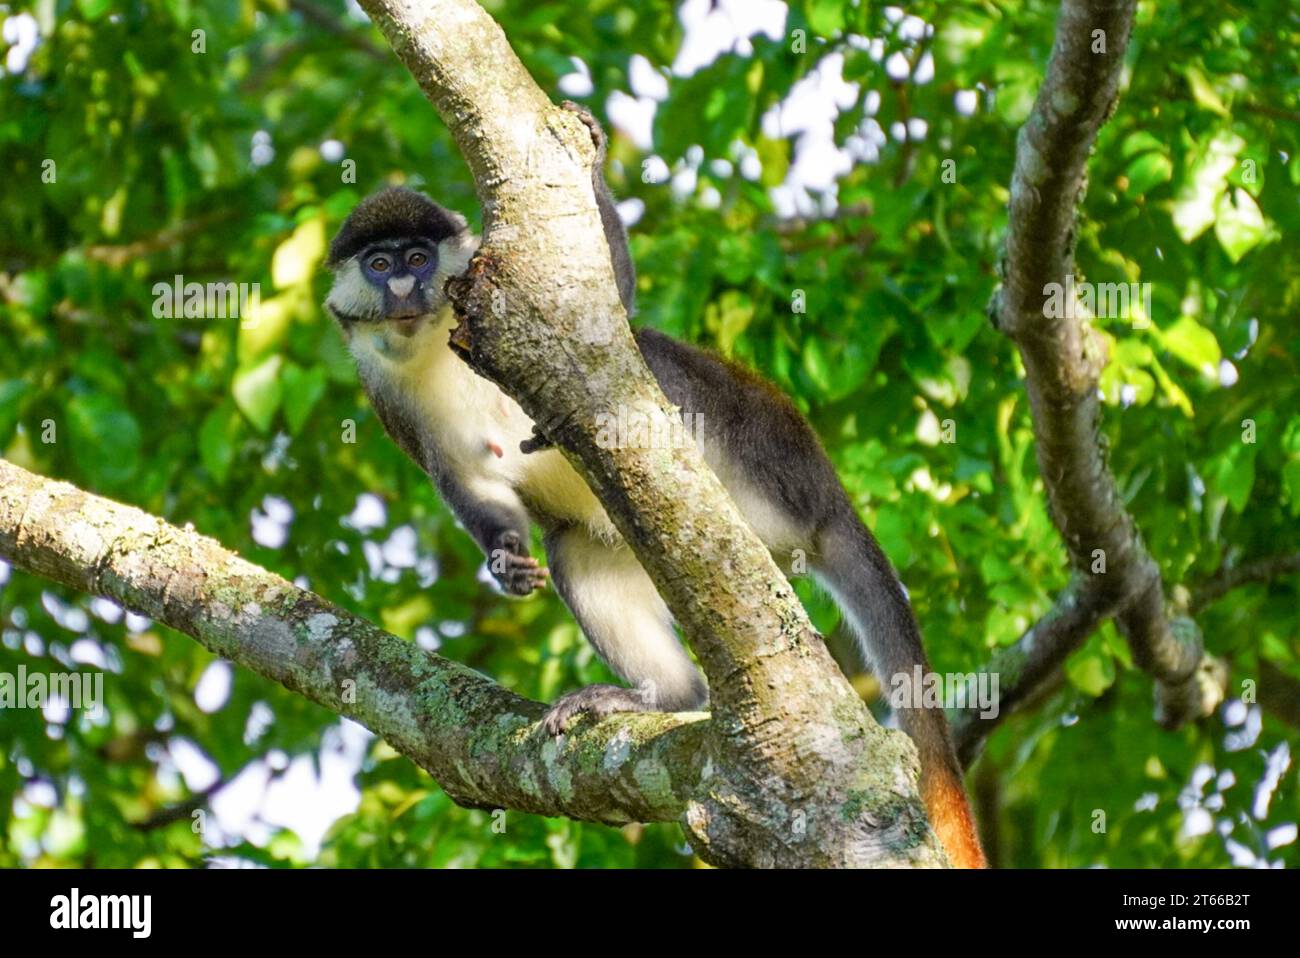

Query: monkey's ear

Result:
[440,216,480,261]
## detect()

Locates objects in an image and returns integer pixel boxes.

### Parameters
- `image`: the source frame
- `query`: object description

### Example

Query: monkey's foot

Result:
[541,685,652,735]
[490,530,548,596]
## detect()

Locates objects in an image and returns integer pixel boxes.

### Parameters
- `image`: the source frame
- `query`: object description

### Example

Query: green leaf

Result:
[0,380,29,447]
[1121,131,1165,158]
[1208,442,1257,513]
[282,363,327,435]
[871,507,913,569]
[1100,361,1156,407]
[66,394,142,490]
[232,354,284,433]
[1065,639,1116,696]
[804,0,846,35]
[1214,188,1269,262]
[801,337,833,395]
[1146,356,1193,417]
[1283,459,1300,517]
[199,403,242,484]
[979,552,1016,584]
[237,292,295,365]
[272,217,326,290]
[1183,64,1230,117]
[1159,317,1221,376]
[1172,130,1243,242]
[1124,151,1173,195]
[75,0,113,21]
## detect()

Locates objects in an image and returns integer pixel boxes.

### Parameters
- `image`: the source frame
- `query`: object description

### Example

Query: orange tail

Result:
[811,517,987,868]
[919,753,987,868]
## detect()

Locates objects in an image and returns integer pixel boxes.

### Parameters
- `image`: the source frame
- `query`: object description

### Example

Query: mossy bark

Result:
[0,460,707,826]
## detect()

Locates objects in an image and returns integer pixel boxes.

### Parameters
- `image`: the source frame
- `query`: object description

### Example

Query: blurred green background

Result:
[0,0,1297,868]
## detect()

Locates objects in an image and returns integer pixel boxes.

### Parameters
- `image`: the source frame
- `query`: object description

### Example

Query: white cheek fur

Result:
[325,261,381,322]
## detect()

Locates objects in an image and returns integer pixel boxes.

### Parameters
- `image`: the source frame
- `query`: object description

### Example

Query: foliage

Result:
[0,0,1296,868]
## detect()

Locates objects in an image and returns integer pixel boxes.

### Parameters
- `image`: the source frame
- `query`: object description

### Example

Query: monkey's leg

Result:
[540,526,707,734]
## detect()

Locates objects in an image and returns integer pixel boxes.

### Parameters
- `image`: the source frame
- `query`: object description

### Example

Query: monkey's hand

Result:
[561,100,608,165]
[541,684,654,735]
[519,423,555,455]
[488,529,548,596]
[560,99,637,317]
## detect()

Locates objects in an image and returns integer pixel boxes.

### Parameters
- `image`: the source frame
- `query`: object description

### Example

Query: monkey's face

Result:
[324,187,476,348]
[356,238,439,325]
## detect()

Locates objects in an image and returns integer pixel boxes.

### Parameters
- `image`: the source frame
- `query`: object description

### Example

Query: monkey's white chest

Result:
[352,316,615,539]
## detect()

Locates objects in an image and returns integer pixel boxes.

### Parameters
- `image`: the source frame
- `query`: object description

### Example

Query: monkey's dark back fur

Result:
[635,327,846,530]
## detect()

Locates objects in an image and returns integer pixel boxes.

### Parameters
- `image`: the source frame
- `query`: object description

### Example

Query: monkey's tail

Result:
[814,515,987,869]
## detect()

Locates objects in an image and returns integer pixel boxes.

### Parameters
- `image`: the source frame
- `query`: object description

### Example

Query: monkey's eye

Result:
[368,255,391,273]
[406,250,429,268]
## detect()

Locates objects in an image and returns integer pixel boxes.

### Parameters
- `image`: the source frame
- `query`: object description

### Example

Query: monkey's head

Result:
[324,187,475,341]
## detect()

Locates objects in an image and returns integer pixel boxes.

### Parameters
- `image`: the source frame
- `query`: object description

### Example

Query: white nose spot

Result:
[387,275,416,297]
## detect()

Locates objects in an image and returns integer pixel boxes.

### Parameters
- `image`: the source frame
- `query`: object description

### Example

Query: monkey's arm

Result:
[432,466,546,596]
[362,381,545,597]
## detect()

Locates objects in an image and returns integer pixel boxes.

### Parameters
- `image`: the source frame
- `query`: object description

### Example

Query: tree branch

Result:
[290,0,391,63]
[1191,552,1300,613]
[1257,659,1300,730]
[992,0,1225,731]
[82,211,235,268]
[955,547,1300,766]
[951,577,1111,767]
[0,459,709,827]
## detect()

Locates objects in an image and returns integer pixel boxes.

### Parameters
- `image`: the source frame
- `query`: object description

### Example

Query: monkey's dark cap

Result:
[327,187,465,267]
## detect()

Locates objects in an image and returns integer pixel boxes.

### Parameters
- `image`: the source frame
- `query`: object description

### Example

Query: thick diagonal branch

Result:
[0,459,709,826]
[352,0,946,866]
